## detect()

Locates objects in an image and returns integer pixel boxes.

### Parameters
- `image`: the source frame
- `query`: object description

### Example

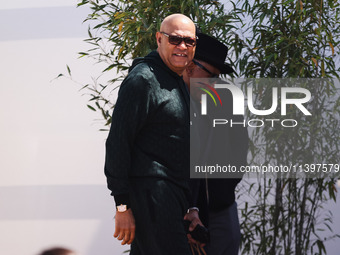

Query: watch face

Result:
[117,204,127,212]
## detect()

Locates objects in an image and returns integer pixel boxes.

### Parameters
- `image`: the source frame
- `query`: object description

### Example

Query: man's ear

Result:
[156,32,162,47]
[186,61,196,76]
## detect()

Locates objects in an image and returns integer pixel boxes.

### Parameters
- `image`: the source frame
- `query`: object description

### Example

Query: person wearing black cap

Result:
[183,33,248,255]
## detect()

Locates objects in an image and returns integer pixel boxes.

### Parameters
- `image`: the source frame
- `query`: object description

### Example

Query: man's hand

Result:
[114,208,135,245]
[184,209,206,247]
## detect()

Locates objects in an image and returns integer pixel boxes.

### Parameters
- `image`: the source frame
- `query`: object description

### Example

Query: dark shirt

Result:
[104,51,190,207]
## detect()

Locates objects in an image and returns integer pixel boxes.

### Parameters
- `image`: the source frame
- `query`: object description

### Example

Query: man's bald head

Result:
[160,14,196,34]
[156,14,196,76]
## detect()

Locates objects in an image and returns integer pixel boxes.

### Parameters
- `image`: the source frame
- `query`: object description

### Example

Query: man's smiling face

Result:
[156,15,196,76]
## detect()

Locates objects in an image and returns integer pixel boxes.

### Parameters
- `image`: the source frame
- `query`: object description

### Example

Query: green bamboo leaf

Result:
[66,65,71,76]
[87,105,96,111]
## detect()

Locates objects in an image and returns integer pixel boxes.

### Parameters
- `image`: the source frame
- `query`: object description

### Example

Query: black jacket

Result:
[104,51,191,207]
[189,83,248,226]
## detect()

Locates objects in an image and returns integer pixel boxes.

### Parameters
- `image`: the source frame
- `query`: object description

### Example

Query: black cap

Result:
[195,33,234,74]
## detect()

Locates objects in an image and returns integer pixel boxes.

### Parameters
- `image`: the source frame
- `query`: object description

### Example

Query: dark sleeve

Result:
[104,72,152,207]
[188,179,201,208]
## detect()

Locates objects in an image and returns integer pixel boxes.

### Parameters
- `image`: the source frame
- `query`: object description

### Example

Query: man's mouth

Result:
[173,53,187,57]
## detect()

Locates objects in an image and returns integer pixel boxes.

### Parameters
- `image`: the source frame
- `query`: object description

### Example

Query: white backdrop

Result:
[0,1,339,255]
[0,1,126,255]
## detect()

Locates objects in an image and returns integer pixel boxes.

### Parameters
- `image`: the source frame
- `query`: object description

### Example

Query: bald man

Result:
[104,14,196,254]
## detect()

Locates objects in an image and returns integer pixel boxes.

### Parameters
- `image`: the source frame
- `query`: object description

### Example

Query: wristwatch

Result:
[116,204,128,212]
[187,207,199,214]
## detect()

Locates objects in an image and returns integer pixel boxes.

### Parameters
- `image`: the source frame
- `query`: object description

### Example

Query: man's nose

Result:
[176,40,188,50]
